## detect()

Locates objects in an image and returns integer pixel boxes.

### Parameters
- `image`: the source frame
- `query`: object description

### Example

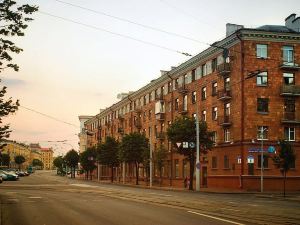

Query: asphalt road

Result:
[0,171,299,225]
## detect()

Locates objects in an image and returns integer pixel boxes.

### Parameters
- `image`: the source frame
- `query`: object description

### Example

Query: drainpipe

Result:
[167,74,174,186]
[237,33,245,189]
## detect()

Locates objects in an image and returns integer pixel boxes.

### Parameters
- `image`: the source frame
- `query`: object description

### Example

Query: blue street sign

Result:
[196,162,201,169]
[268,146,275,153]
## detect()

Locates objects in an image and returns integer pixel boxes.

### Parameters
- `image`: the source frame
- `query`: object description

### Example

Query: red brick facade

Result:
[83,26,300,191]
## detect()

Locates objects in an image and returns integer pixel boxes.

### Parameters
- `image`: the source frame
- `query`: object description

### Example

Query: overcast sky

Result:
[2,0,299,155]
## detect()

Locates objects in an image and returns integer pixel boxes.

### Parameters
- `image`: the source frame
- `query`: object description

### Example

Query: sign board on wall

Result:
[247,155,254,164]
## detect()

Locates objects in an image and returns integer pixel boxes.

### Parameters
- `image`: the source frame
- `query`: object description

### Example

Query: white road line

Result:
[148,192,173,197]
[187,210,245,225]
[70,184,97,188]
[223,208,241,212]
[28,196,42,199]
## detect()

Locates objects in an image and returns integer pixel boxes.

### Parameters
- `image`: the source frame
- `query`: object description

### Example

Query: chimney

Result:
[285,13,300,32]
[226,23,244,37]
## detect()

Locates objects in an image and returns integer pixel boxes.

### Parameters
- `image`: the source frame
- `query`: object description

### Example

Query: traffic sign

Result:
[189,142,195,148]
[183,142,189,148]
[176,142,182,148]
[247,155,254,164]
[237,155,241,164]
[268,146,275,153]
[196,162,201,169]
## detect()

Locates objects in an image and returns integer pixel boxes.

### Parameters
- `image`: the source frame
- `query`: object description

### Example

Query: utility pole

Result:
[196,95,200,191]
[149,127,153,188]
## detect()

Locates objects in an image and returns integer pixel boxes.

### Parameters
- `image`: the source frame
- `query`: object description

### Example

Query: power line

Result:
[52,0,209,46]
[38,11,193,57]
[20,105,79,128]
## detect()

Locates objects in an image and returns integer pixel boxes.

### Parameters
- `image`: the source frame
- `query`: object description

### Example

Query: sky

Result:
[1,0,299,156]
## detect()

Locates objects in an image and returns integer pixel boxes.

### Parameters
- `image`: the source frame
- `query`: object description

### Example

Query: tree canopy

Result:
[64,149,79,178]
[98,136,119,182]
[32,158,43,168]
[167,116,213,190]
[80,147,97,180]
[119,132,149,185]
[53,156,64,175]
[14,155,25,169]
[0,153,10,167]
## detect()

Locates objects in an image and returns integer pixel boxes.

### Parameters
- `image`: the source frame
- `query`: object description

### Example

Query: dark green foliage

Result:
[14,155,25,169]
[0,153,10,167]
[64,149,79,178]
[80,147,97,180]
[119,132,149,185]
[153,145,167,179]
[32,158,43,167]
[98,137,119,182]
[167,116,214,190]
[273,140,296,197]
[53,156,64,175]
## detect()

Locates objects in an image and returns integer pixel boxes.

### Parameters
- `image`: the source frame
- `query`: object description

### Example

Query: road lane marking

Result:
[28,196,42,199]
[149,192,173,197]
[223,208,241,212]
[187,210,245,225]
[70,184,97,188]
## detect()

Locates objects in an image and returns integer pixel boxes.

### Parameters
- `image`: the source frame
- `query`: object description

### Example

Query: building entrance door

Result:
[202,166,207,187]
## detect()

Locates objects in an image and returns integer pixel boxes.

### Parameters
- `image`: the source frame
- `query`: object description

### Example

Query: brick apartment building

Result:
[82,14,300,191]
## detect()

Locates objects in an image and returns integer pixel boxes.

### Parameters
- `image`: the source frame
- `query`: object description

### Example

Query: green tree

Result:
[80,147,97,180]
[64,149,79,178]
[0,153,10,167]
[32,158,43,168]
[98,137,119,183]
[14,155,25,170]
[0,1,38,150]
[273,140,296,197]
[53,156,64,175]
[119,132,149,185]
[153,145,167,185]
[167,116,213,190]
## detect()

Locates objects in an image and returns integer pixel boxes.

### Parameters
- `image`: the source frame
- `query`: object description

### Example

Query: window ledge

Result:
[257,111,269,115]
[256,57,269,60]
[256,84,268,87]
[256,168,270,170]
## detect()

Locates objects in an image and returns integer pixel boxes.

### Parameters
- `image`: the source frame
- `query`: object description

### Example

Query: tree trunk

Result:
[284,171,286,198]
[111,166,114,183]
[159,167,162,187]
[135,162,139,185]
[189,154,195,190]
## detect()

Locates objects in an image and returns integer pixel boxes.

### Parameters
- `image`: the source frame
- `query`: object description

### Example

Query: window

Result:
[192,113,196,119]
[283,73,295,85]
[149,110,152,119]
[257,126,268,140]
[183,95,188,111]
[284,98,295,112]
[224,155,229,169]
[183,160,188,178]
[283,46,294,64]
[256,44,268,58]
[168,81,172,93]
[284,127,295,141]
[257,98,269,113]
[201,87,206,100]
[184,74,188,85]
[168,102,172,112]
[212,131,217,144]
[175,159,179,178]
[212,156,217,169]
[225,103,230,116]
[201,110,206,121]
[192,91,197,104]
[212,82,218,96]
[191,69,196,82]
[175,98,179,110]
[212,107,218,120]
[256,72,268,86]
[201,64,206,77]
[258,155,269,168]
[225,77,230,91]
[224,129,230,142]
[212,58,217,72]
[175,78,179,90]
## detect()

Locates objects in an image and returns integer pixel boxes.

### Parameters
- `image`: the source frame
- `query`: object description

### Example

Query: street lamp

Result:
[259,127,268,193]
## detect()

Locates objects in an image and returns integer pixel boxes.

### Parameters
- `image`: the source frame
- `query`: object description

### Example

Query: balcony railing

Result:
[281,85,300,96]
[155,113,165,121]
[279,62,300,70]
[282,111,300,124]
[156,132,165,140]
[178,105,188,115]
[177,85,188,94]
[134,106,142,113]
[117,128,124,134]
[118,114,124,121]
[155,94,164,101]
[217,89,232,101]
[217,62,231,76]
[218,115,232,126]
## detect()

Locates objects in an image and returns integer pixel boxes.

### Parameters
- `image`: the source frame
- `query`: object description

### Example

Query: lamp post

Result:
[260,127,267,193]
[195,94,200,191]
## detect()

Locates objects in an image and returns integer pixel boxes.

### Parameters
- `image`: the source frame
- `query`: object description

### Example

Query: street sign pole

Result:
[196,99,200,191]
[149,127,153,188]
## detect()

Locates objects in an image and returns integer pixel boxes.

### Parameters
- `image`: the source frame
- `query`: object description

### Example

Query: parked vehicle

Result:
[0,171,19,181]
[0,171,8,181]
[0,176,3,183]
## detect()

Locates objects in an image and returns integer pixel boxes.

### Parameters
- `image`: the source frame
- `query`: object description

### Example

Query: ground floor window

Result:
[212,156,217,169]
[258,154,269,168]
[224,155,229,169]
[175,159,179,178]
[284,127,295,141]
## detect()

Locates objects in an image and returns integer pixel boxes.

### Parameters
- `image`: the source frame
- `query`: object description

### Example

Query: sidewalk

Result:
[72,175,300,202]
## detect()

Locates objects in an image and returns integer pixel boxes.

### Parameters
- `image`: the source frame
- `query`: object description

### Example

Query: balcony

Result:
[156,132,165,140]
[279,62,300,71]
[118,114,124,121]
[134,119,142,129]
[217,89,232,101]
[155,113,165,121]
[282,112,300,124]
[177,85,188,94]
[155,94,164,101]
[281,85,300,96]
[135,106,142,114]
[217,62,231,76]
[105,121,111,127]
[218,115,232,126]
[178,105,188,115]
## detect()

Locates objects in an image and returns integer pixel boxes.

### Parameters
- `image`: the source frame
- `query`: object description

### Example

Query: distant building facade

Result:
[40,148,54,170]
[78,115,93,153]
